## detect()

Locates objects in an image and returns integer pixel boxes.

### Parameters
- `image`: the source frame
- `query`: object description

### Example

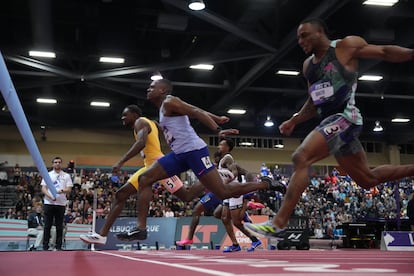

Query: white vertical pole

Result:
[91,188,97,251]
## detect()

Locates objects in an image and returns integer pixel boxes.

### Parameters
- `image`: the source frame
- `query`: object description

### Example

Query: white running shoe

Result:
[80,232,107,244]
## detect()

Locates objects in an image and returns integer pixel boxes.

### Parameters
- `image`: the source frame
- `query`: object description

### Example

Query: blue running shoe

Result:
[223,244,241,253]
[244,220,286,239]
[247,239,262,252]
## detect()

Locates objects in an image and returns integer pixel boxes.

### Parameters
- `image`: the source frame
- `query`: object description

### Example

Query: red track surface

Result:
[1,249,413,276]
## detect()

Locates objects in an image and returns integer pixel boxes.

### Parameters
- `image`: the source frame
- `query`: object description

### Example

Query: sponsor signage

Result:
[381,231,414,251]
[95,217,177,250]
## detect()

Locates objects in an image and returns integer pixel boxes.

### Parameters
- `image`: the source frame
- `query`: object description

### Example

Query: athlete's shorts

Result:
[158,146,215,178]
[223,195,244,210]
[128,166,183,193]
[199,192,222,212]
[315,114,363,157]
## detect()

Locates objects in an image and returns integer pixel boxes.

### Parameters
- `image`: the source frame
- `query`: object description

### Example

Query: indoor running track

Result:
[1,249,413,276]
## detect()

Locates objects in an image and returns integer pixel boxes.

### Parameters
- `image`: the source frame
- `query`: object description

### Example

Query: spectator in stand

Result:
[260,163,270,177]
[407,192,414,231]
[164,207,175,217]
[27,204,45,251]
[13,163,21,184]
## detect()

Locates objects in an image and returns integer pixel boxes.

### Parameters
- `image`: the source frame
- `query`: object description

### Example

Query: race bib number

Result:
[201,156,213,169]
[162,175,183,193]
[309,81,333,104]
[323,124,341,136]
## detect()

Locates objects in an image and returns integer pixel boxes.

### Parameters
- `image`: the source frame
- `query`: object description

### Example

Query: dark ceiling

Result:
[1,0,413,145]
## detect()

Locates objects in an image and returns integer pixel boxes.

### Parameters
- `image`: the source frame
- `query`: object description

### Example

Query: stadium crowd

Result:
[3,166,413,239]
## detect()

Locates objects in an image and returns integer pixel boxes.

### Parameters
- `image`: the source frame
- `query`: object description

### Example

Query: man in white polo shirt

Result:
[41,156,73,250]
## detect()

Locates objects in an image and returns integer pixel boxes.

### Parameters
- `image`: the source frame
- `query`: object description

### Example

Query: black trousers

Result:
[43,204,65,249]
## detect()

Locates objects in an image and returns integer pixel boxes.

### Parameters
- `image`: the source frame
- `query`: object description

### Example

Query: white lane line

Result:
[93,250,236,276]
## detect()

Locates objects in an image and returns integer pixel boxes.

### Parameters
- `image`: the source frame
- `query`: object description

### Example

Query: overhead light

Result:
[36,98,57,104]
[99,57,125,63]
[359,75,383,81]
[373,120,383,132]
[274,140,284,149]
[151,73,163,81]
[189,64,214,70]
[276,70,300,76]
[363,0,398,7]
[227,109,246,115]
[29,51,56,58]
[391,117,410,123]
[188,0,205,11]
[264,116,274,127]
[90,101,110,107]
[239,142,254,147]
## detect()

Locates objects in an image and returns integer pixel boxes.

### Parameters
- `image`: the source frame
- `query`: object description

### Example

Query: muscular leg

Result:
[186,202,206,241]
[337,151,414,189]
[213,205,223,219]
[198,170,269,200]
[221,204,238,245]
[137,162,169,229]
[174,181,205,202]
[230,207,257,241]
[99,183,136,236]
[274,130,329,228]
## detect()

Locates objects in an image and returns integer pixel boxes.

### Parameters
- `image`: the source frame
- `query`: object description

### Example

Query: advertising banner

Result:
[381,231,414,251]
[95,217,177,250]
[175,215,269,250]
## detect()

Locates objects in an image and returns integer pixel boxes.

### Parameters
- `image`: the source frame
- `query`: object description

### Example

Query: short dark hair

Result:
[52,157,62,163]
[221,138,234,152]
[156,79,173,94]
[300,18,329,36]
[126,105,142,116]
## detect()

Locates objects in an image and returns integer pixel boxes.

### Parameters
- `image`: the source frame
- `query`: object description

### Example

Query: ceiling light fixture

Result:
[391,117,410,123]
[99,57,125,63]
[363,0,398,7]
[264,116,274,127]
[36,98,57,104]
[358,75,383,81]
[29,51,56,58]
[239,142,254,147]
[189,64,214,70]
[227,109,246,115]
[373,120,383,132]
[188,0,205,11]
[274,140,284,149]
[151,73,163,81]
[90,101,110,107]
[276,70,300,76]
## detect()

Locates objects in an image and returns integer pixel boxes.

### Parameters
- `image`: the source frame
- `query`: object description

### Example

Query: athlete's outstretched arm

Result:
[163,95,238,135]
[113,119,150,171]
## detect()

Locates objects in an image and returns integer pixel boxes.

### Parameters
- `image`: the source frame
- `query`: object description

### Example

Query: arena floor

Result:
[1,248,413,276]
